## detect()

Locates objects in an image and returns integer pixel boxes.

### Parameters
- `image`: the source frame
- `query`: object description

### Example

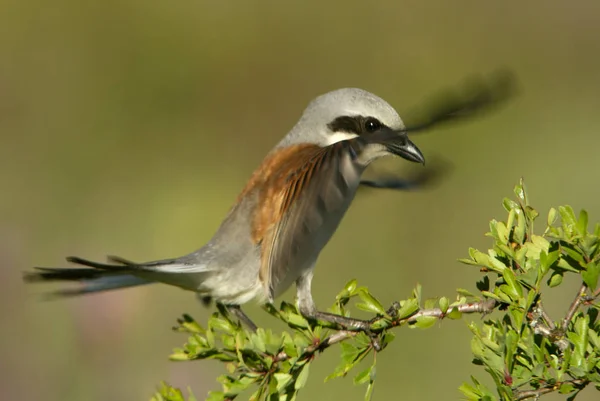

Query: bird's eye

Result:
[364,118,381,133]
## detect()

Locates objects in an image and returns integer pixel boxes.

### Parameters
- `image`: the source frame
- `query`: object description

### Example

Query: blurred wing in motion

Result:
[359,155,453,192]
[403,69,518,134]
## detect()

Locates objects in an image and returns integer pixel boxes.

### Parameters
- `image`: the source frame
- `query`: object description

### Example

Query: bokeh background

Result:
[2,1,600,400]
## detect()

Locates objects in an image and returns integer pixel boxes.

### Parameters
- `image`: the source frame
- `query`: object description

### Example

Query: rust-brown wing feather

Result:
[246,142,360,300]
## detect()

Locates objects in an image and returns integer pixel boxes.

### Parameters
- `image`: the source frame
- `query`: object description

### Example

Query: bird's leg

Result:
[224,304,258,332]
[295,271,371,331]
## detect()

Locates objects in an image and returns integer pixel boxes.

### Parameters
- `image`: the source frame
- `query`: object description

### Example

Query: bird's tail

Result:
[23,255,158,299]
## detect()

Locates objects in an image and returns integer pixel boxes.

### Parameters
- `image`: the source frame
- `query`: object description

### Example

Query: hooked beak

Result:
[386,134,425,165]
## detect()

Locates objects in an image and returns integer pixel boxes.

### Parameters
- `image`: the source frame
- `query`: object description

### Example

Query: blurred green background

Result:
[2,0,600,400]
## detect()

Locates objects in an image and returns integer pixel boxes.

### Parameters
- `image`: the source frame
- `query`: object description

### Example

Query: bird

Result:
[23,72,516,331]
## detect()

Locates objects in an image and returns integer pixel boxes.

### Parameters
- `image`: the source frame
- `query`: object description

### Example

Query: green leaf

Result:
[481,290,503,302]
[439,297,449,314]
[354,365,373,385]
[514,210,526,244]
[518,267,538,289]
[396,298,420,320]
[560,205,578,237]
[548,272,563,287]
[169,351,191,362]
[458,382,481,400]
[412,315,437,329]
[364,380,375,401]
[540,250,559,272]
[326,343,367,382]
[447,307,462,320]
[568,315,590,373]
[336,279,358,302]
[413,284,423,304]
[208,315,236,333]
[176,314,205,334]
[293,332,310,350]
[381,332,396,348]
[424,297,437,310]
[468,249,505,272]
[504,330,518,371]
[501,269,523,300]
[356,289,386,315]
[495,243,515,259]
[221,374,255,397]
[264,329,281,356]
[531,234,550,252]
[525,205,539,221]
[577,209,589,236]
[507,208,516,232]
[205,326,216,348]
[559,382,575,394]
[580,235,599,259]
[294,364,310,390]
[503,197,519,213]
[250,329,267,353]
[562,245,585,264]
[340,342,361,364]
[458,258,480,266]
[354,333,373,349]
[489,251,510,272]
[495,221,509,243]
[588,327,600,349]
[548,207,558,226]
[324,366,345,382]
[457,288,476,297]
[186,388,197,401]
[154,382,188,401]
[514,179,527,203]
[274,373,293,393]
[287,312,310,329]
[206,391,225,401]
[557,257,581,272]
[368,318,390,331]
[582,261,600,291]
[344,279,358,294]
[281,332,298,359]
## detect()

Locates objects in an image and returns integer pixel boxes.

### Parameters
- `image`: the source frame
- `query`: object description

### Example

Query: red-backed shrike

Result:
[24,77,514,330]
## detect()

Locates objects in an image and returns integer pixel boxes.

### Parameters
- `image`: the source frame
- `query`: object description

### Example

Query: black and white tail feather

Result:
[23,256,179,299]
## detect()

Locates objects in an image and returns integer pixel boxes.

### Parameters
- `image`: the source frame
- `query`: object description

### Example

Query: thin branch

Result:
[536,301,556,330]
[514,386,557,400]
[334,298,497,341]
[529,322,569,352]
[405,298,498,318]
[322,329,358,347]
[531,324,553,337]
[562,284,588,331]
[528,301,569,351]
[273,299,498,364]
[514,379,588,400]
